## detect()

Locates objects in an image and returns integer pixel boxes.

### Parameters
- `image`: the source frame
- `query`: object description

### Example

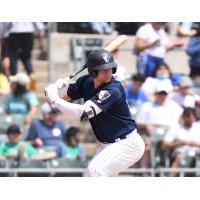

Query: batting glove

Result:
[54,77,70,98]
[44,84,60,103]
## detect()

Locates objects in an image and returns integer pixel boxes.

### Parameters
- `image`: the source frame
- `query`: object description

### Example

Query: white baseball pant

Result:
[84,129,145,177]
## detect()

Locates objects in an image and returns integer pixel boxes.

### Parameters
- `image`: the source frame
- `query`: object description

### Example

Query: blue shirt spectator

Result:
[125,82,148,107]
[5,72,38,124]
[5,92,38,115]
[186,22,200,80]
[90,22,112,34]
[125,74,148,108]
[27,102,67,158]
[187,36,200,67]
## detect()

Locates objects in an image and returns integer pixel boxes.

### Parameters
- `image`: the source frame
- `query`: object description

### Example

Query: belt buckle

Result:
[115,138,121,142]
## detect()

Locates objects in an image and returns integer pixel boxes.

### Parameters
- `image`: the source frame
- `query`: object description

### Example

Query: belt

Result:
[103,129,136,144]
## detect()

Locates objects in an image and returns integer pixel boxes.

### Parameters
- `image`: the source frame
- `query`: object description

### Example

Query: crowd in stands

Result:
[1,22,200,176]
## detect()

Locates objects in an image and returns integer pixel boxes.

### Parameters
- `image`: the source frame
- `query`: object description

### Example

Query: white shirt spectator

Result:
[164,122,200,153]
[114,64,130,83]
[136,100,183,127]
[9,22,44,33]
[142,77,173,94]
[136,23,169,58]
[171,92,195,108]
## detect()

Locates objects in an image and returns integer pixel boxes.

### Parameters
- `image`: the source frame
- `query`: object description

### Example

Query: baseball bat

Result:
[68,34,128,79]
[45,35,128,95]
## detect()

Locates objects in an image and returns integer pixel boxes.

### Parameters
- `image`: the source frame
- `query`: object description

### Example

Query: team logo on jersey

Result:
[102,55,110,63]
[98,90,111,101]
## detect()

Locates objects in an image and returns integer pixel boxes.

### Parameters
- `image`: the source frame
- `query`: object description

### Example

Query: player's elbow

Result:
[80,100,102,122]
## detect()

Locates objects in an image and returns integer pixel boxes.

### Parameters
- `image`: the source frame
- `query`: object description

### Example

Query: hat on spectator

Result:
[195,99,200,106]
[41,102,60,114]
[178,76,193,87]
[155,82,172,93]
[9,72,30,86]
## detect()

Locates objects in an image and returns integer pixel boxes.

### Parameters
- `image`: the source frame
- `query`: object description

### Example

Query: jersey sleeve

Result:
[67,76,85,100]
[90,87,122,112]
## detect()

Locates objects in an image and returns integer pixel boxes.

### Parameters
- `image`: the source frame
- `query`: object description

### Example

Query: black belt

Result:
[102,130,135,144]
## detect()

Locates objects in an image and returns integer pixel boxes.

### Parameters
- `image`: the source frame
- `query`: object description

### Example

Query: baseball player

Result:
[45,49,145,176]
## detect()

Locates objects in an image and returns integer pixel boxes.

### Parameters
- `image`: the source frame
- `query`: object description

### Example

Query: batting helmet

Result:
[86,49,117,78]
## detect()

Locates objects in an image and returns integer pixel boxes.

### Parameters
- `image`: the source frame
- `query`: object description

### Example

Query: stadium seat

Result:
[18,160,46,168]
[192,81,200,95]
[0,160,6,168]
[150,127,168,168]
[47,158,87,168]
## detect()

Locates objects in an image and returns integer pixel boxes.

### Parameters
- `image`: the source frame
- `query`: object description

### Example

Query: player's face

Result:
[96,68,113,83]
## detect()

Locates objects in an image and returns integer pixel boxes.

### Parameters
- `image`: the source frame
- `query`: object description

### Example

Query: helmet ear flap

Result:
[90,70,98,78]
[112,68,117,74]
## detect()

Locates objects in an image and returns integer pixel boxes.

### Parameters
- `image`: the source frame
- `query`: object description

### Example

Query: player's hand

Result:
[54,77,70,98]
[44,84,60,103]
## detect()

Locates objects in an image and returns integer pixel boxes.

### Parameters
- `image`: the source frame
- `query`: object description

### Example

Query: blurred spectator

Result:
[178,22,197,37]
[112,48,130,86]
[26,102,67,158]
[194,99,200,122]
[5,72,38,124]
[186,22,200,82]
[136,83,183,168]
[8,22,45,91]
[8,22,44,75]
[171,76,196,108]
[0,25,13,96]
[125,73,148,118]
[134,22,184,77]
[65,126,86,161]
[0,22,11,77]
[141,62,174,99]
[90,22,112,34]
[162,108,200,176]
[0,70,10,96]
[0,124,55,161]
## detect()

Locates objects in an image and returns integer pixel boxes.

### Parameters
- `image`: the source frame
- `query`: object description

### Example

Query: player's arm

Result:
[46,83,102,120]
[54,98,102,121]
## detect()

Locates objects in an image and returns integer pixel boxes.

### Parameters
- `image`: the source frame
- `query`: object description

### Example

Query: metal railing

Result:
[1,167,200,177]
